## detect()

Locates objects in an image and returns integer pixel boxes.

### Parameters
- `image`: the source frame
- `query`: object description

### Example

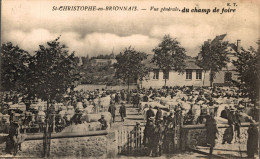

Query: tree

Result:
[196,38,230,86]
[0,42,31,92]
[114,47,149,91]
[152,35,186,87]
[232,40,260,104]
[27,37,80,157]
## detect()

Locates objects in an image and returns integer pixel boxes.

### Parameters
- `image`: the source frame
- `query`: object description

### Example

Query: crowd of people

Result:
[142,107,183,157]
[0,85,259,157]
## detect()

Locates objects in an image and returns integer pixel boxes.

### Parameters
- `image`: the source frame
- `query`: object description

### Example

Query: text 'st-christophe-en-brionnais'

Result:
[53,6,138,11]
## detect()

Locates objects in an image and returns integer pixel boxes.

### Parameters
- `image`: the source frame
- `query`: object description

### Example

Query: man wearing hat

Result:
[144,118,155,156]
[153,119,165,157]
[98,115,108,130]
[247,119,258,158]
[133,93,140,108]
[155,108,162,124]
[108,102,116,123]
[131,122,142,148]
[6,121,25,155]
[119,102,126,122]
[205,114,218,158]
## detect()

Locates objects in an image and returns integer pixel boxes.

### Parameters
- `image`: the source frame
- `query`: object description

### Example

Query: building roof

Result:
[229,43,238,52]
[185,58,202,69]
[143,54,203,70]
[210,34,239,53]
[211,34,227,46]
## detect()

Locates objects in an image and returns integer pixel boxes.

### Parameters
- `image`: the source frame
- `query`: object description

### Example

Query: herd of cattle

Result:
[0,86,257,134]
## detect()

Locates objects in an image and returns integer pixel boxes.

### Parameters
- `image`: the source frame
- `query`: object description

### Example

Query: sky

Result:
[1,0,260,57]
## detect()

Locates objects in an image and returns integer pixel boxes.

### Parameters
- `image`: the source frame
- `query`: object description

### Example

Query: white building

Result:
[91,59,117,66]
[139,55,211,88]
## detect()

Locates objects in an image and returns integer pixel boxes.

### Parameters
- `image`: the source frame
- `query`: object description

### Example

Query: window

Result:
[163,70,169,80]
[153,69,159,79]
[196,70,202,80]
[224,72,232,82]
[186,70,192,79]
[210,73,215,81]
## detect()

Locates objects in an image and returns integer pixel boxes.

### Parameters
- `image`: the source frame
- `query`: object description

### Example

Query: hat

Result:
[101,114,104,118]
[136,122,140,125]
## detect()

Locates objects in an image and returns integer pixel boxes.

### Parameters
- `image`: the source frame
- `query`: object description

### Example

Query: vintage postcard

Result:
[0,0,259,158]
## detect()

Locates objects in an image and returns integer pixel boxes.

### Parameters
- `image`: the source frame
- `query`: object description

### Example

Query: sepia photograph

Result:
[0,0,259,158]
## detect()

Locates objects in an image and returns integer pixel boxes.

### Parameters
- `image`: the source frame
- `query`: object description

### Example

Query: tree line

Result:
[1,35,259,104]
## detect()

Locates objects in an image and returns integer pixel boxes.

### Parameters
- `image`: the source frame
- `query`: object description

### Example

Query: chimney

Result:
[204,39,211,45]
[198,53,202,60]
[237,40,241,53]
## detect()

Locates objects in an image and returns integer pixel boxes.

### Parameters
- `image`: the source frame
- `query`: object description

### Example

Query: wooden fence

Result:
[117,127,144,156]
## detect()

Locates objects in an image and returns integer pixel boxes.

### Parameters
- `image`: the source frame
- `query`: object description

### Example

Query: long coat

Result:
[247,124,258,157]
[108,104,116,117]
[119,105,126,117]
[205,117,218,147]
[133,95,140,105]
[155,109,162,121]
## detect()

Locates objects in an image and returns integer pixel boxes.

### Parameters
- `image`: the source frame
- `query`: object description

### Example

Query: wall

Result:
[141,70,211,88]
[75,84,138,91]
[212,52,239,85]
[181,123,255,150]
[0,130,117,158]
[213,70,239,85]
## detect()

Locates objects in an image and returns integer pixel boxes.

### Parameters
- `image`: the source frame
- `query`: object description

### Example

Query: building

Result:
[139,34,241,88]
[91,59,117,66]
[139,55,211,88]
[209,35,240,86]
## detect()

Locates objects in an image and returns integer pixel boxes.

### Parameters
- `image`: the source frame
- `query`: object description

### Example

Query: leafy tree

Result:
[152,35,186,87]
[27,37,80,157]
[196,38,230,86]
[0,42,31,92]
[232,40,260,104]
[114,47,149,91]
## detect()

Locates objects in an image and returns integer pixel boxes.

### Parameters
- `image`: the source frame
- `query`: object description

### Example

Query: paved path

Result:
[110,104,145,131]
[195,143,248,158]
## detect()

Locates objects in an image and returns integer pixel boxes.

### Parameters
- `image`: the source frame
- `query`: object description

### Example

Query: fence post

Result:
[130,132,133,155]
[118,130,120,155]
[139,129,142,153]
[53,114,55,133]
[127,132,130,155]
[122,128,125,153]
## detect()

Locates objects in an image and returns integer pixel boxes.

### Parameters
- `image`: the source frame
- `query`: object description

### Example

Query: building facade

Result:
[140,56,211,88]
[209,35,240,86]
